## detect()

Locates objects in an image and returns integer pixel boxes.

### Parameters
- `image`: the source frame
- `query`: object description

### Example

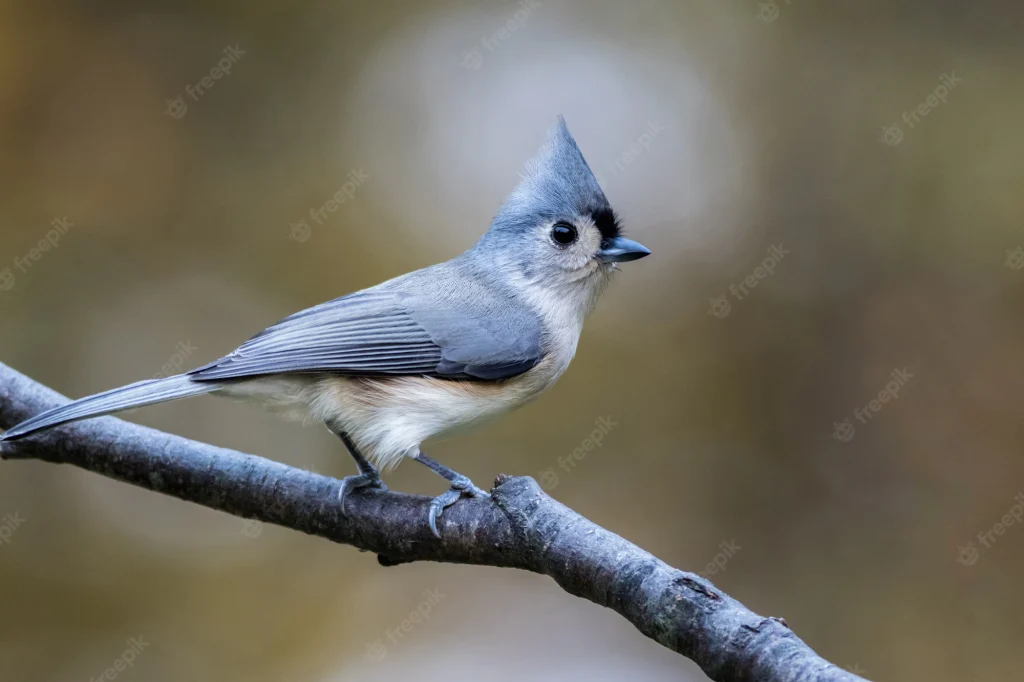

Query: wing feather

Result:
[188,288,541,382]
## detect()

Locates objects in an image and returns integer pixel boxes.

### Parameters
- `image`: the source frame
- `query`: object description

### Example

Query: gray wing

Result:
[188,287,542,382]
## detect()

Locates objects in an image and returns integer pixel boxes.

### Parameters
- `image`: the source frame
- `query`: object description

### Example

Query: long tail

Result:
[0,374,217,442]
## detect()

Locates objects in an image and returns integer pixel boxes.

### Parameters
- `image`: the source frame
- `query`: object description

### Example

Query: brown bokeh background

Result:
[1,1,1023,680]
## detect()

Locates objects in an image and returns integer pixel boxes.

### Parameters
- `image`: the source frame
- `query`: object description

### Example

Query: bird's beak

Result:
[597,236,651,263]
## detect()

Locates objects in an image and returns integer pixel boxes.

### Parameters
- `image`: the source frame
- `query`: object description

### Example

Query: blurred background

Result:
[1,0,1023,680]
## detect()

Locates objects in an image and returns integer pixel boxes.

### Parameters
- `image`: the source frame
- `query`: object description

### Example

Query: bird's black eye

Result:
[551,222,578,246]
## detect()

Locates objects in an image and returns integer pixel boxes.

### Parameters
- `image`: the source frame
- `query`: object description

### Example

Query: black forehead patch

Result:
[589,206,621,240]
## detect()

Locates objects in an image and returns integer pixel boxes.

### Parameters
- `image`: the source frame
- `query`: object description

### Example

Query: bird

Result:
[0,116,650,537]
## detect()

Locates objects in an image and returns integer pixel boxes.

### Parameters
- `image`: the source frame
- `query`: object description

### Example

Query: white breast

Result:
[309,337,570,470]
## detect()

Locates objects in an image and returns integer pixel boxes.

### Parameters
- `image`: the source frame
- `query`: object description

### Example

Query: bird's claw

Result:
[428,474,490,539]
[337,472,387,516]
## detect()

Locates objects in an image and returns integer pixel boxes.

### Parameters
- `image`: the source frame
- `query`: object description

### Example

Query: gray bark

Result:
[0,362,866,682]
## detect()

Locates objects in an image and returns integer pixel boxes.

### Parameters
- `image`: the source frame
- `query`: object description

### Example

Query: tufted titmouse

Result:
[1,117,650,536]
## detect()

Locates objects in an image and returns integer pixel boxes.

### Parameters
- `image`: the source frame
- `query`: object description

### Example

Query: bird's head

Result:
[474,117,650,307]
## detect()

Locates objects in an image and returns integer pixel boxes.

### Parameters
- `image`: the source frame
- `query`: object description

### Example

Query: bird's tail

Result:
[0,374,217,442]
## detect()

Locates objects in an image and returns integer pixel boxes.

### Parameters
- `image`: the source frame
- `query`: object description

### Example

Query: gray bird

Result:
[0,117,650,536]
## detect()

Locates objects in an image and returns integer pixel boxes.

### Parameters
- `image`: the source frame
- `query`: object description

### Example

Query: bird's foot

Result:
[428,474,490,539]
[337,472,388,516]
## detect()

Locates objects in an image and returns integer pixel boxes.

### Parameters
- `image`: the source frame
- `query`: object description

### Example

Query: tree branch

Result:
[0,362,865,682]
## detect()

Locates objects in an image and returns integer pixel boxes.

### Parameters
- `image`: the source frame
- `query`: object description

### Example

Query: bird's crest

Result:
[490,116,619,239]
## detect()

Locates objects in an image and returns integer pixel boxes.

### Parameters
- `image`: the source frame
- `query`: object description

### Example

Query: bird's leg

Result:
[325,424,387,515]
[413,451,490,538]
